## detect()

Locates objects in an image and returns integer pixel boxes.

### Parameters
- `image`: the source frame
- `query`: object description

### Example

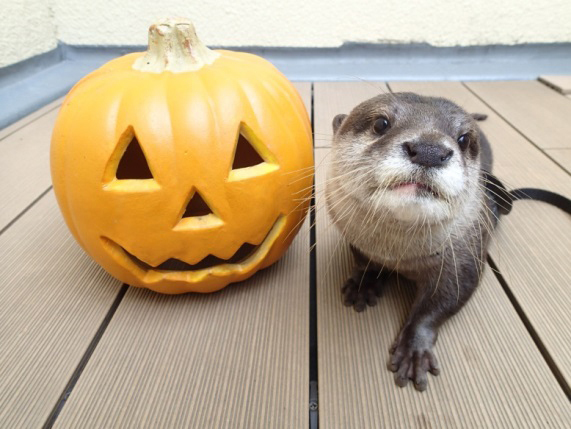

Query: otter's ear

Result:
[332,114,347,133]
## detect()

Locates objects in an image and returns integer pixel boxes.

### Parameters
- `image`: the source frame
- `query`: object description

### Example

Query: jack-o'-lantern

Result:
[50,17,313,294]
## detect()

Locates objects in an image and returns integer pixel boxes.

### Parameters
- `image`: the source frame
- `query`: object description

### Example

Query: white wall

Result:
[52,0,571,47]
[0,0,57,67]
[3,0,571,67]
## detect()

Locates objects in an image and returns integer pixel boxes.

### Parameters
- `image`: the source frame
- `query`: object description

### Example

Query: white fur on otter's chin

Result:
[377,192,450,224]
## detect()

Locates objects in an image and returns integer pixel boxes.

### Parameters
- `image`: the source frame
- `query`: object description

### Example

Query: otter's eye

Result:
[457,134,470,151]
[373,117,390,135]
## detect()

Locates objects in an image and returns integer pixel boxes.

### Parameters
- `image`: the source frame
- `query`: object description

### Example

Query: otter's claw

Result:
[388,330,440,391]
[341,270,384,312]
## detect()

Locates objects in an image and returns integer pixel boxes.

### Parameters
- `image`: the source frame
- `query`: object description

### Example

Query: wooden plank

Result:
[53,221,310,429]
[545,149,571,174]
[0,192,122,428]
[0,96,63,141]
[314,82,388,147]
[293,81,312,113]
[52,84,313,429]
[465,80,571,149]
[315,147,571,428]
[388,81,571,387]
[539,75,571,94]
[0,106,60,231]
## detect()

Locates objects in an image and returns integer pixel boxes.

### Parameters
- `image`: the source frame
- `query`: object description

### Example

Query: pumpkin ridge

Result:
[232,73,308,208]
[166,68,230,226]
[260,74,312,137]
[65,68,136,104]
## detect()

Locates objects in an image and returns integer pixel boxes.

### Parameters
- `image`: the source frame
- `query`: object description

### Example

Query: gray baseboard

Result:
[2,42,571,130]
[0,48,63,89]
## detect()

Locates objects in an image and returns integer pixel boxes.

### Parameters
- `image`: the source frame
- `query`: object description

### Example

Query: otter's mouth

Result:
[389,182,440,198]
[100,215,286,283]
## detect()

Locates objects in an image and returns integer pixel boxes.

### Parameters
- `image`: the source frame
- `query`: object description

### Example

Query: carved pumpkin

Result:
[50,18,313,294]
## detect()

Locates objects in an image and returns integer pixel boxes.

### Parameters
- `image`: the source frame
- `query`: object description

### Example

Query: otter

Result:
[326,92,497,391]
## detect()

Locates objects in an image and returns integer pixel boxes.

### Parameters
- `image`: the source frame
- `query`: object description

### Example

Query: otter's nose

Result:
[402,142,453,168]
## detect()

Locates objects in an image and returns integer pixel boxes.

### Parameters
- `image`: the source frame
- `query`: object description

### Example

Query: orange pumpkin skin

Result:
[51,21,313,294]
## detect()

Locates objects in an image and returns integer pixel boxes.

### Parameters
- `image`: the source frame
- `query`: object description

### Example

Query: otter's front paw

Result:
[388,329,440,391]
[341,270,384,312]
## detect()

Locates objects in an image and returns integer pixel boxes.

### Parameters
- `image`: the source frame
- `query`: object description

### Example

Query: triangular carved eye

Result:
[103,126,159,191]
[232,134,265,169]
[228,123,279,181]
[116,135,153,179]
[182,191,213,218]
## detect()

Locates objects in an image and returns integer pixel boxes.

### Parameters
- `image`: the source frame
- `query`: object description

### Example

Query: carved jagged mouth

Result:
[124,242,258,272]
[101,215,286,282]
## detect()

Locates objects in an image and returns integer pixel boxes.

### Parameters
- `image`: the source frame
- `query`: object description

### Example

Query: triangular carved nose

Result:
[182,191,213,218]
[174,189,223,231]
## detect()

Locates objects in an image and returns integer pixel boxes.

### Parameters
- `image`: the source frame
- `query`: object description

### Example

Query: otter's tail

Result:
[483,171,571,216]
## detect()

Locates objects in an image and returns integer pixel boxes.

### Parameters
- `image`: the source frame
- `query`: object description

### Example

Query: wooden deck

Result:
[1,79,570,428]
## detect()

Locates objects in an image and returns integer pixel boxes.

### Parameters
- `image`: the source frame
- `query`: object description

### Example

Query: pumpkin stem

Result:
[133,17,220,73]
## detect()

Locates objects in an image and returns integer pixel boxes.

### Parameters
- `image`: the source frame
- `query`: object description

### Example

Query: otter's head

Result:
[329,92,482,224]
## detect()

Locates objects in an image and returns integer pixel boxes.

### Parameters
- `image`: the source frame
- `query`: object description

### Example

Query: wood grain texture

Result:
[539,75,571,94]
[53,221,310,429]
[0,107,60,231]
[545,148,571,174]
[314,147,571,429]
[314,82,388,147]
[53,84,313,429]
[465,80,571,149]
[293,82,312,113]
[390,81,571,387]
[0,192,122,428]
